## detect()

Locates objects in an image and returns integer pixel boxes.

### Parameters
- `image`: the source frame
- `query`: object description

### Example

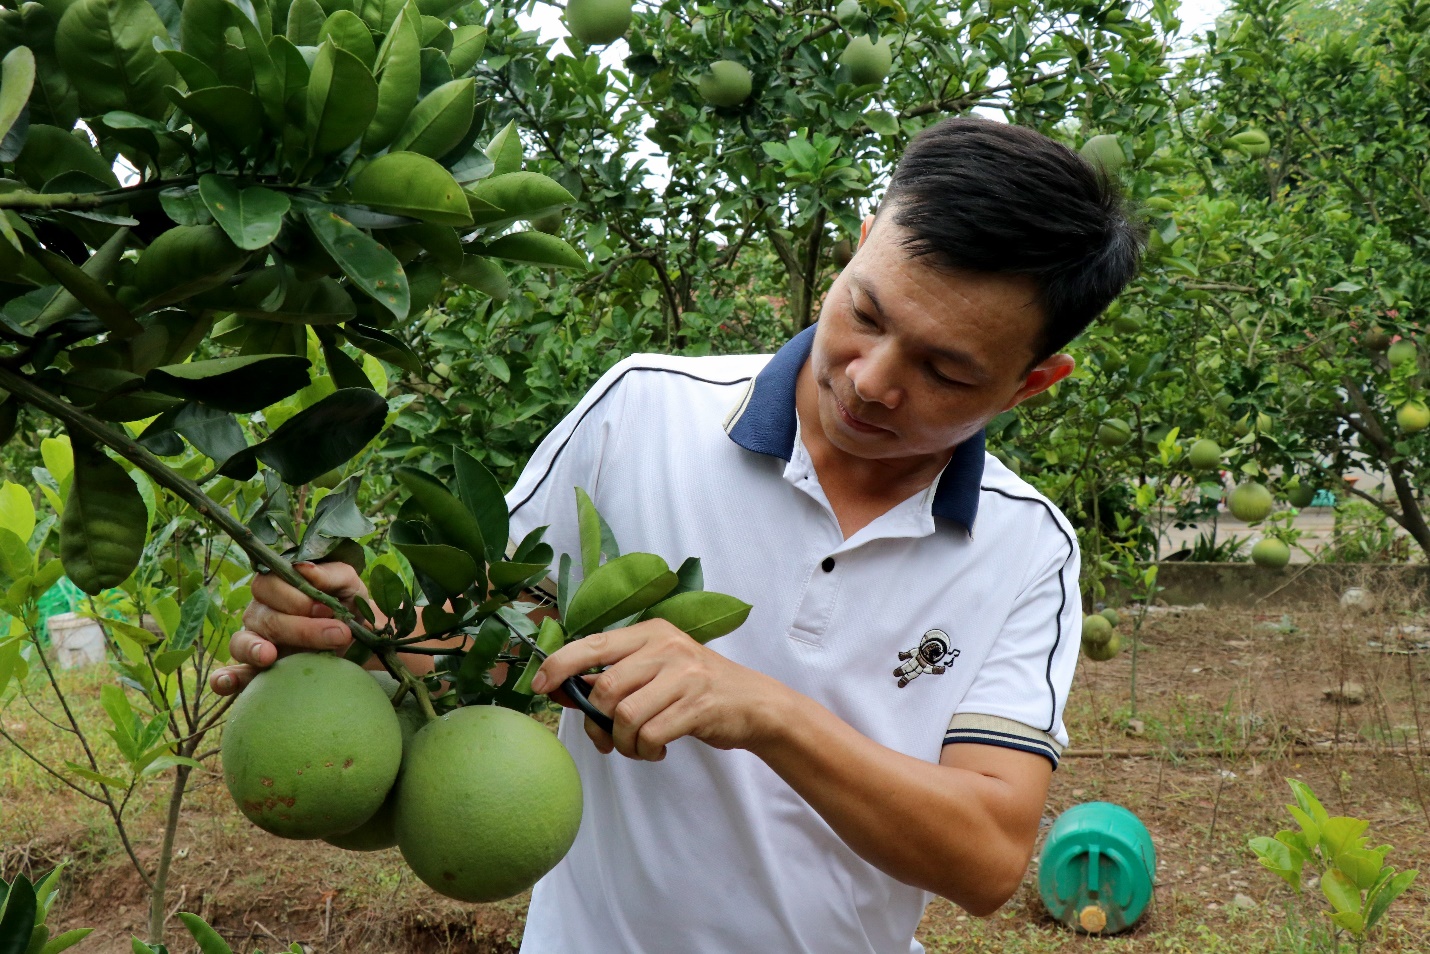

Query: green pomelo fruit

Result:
[1100,346,1125,373]
[395,705,583,902]
[564,0,632,45]
[836,0,863,27]
[1188,438,1221,470]
[1287,483,1316,508]
[323,672,431,852]
[1099,608,1121,628]
[1397,400,1430,434]
[1083,632,1121,662]
[531,210,564,235]
[1229,128,1270,157]
[1214,391,1234,411]
[1112,312,1143,334]
[696,60,753,107]
[840,34,893,85]
[1081,613,1113,647]
[832,238,854,267]
[222,654,403,840]
[1096,418,1132,448]
[1387,340,1417,366]
[1228,482,1273,523]
[1080,134,1124,174]
[1251,537,1290,569]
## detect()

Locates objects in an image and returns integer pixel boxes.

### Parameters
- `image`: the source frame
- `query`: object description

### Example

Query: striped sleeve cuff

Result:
[943,713,1064,769]
[505,537,559,603]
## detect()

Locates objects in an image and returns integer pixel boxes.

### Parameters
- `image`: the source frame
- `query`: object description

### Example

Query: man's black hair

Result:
[877,115,1146,365]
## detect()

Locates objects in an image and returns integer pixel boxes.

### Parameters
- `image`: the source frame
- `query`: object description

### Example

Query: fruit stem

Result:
[0,366,420,685]
[380,649,439,723]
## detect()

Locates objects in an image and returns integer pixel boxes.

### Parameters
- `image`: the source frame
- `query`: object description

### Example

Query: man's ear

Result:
[1003,354,1075,412]
[860,213,876,247]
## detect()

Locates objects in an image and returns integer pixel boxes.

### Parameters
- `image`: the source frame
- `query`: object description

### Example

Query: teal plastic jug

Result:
[1038,801,1156,934]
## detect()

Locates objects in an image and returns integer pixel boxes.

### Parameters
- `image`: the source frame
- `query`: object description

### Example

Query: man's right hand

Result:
[210,561,369,697]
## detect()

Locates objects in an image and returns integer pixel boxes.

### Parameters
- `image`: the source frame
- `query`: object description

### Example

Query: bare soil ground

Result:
[4,596,1428,953]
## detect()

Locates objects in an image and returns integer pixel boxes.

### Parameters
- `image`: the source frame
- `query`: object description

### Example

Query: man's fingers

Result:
[532,628,649,695]
[229,629,279,668]
[250,561,367,618]
[210,663,260,695]
[241,601,351,652]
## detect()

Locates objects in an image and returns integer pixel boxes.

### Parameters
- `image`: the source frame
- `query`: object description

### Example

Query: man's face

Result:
[807,211,1071,464]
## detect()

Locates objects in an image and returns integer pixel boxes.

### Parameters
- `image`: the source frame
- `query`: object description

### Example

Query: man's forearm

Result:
[748,690,1035,914]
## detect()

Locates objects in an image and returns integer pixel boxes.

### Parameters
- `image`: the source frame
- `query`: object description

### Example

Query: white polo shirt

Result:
[506,326,1082,954]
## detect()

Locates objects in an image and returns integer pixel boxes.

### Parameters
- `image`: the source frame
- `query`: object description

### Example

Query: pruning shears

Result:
[509,627,615,734]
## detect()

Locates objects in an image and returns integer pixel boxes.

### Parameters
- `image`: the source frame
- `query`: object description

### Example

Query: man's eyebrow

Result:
[857,281,992,382]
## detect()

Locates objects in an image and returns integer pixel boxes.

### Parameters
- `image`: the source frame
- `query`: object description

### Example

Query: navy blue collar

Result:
[726,324,984,532]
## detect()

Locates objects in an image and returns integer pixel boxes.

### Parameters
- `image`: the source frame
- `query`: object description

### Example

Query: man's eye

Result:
[853,308,876,326]
[931,368,964,386]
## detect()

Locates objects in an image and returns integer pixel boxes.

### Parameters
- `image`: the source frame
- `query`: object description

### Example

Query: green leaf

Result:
[40,928,95,954]
[1365,869,1417,931]
[366,564,406,618]
[449,254,509,299]
[0,875,36,954]
[317,10,376,68]
[147,355,312,413]
[167,84,265,152]
[479,231,585,269]
[12,125,117,191]
[452,447,508,564]
[339,323,421,373]
[1337,847,1385,891]
[671,556,703,595]
[285,0,325,45]
[55,0,174,119]
[639,591,751,644]
[175,912,234,954]
[511,616,564,695]
[0,48,36,147]
[0,527,33,585]
[133,224,250,311]
[158,49,221,91]
[1320,868,1363,915]
[466,172,573,228]
[306,41,378,155]
[389,76,473,158]
[1328,909,1365,936]
[564,553,678,637]
[447,25,486,75]
[171,587,210,651]
[303,205,410,318]
[362,3,420,151]
[171,403,249,468]
[221,387,387,484]
[0,639,24,700]
[348,151,471,227]
[1249,835,1301,892]
[0,481,35,543]
[394,467,486,566]
[138,753,203,777]
[198,176,291,251]
[59,440,147,595]
[18,233,140,337]
[394,542,477,596]
[63,760,126,788]
[483,119,521,176]
[153,647,196,674]
[1288,778,1329,825]
[1320,816,1370,859]
[575,487,601,578]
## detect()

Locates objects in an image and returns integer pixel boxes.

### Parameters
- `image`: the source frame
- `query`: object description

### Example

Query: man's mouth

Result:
[833,393,886,433]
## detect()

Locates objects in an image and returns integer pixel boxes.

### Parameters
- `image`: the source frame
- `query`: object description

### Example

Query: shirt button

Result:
[821,557,836,572]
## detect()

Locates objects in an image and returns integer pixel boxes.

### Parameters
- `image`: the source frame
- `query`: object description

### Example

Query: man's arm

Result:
[753,690,1051,914]
[527,621,1051,916]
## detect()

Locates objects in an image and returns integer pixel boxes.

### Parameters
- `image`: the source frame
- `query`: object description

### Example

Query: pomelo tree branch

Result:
[0,366,440,721]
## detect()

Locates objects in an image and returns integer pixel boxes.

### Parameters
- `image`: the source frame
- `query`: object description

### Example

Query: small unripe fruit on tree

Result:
[1251,537,1290,568]
[1287,483,1316,508]
[832,238,854,267]
[1228,481,1273,522]
[696,60,753,107]
[1229,128,1270,158]
[1099,607,1121,628]
[1081,613,1113,647]
[1096,418,1132,448]
[835,0,864,28]
[1363,327,1392,352]
[1397,400,1430,434]
[1082,631,1121,662]
[1388,340,1417,367]
[1188,438,1221,470]
[840,34,894,86]
[1080,134,1125,174]
[564,0,633,46]
[1112,312,1143,334]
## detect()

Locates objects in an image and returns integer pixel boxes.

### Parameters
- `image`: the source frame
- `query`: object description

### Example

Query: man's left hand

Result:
[529,620,786,761]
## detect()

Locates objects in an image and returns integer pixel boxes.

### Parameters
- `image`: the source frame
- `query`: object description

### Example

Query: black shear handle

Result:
[561,674,614,735]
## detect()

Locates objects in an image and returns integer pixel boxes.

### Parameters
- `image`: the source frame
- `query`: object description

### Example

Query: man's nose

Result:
[849,343,902,408]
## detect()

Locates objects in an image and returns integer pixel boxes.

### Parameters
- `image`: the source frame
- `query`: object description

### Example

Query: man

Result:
[212,116,1144,953]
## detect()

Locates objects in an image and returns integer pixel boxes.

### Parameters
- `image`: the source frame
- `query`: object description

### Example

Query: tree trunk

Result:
[148,755,195,943]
